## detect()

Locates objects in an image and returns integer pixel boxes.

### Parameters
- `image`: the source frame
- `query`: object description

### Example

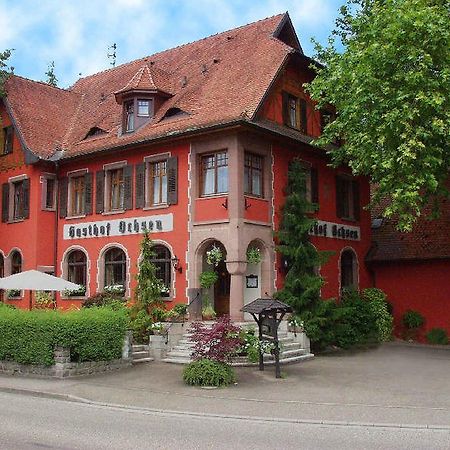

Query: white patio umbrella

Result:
[0,270,81,310]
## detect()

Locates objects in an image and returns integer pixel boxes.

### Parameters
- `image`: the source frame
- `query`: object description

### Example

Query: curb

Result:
[2,386,450,432]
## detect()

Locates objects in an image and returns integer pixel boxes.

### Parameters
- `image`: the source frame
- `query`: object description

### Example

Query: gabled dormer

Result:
[114,64,173,134]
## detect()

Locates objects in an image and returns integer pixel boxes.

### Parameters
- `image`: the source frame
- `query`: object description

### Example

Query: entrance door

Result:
[214,260,230,316]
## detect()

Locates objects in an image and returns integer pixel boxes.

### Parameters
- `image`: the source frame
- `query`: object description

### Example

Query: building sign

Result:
[309,220,360,241]
[63,214,173,240]
[246,274,258,288]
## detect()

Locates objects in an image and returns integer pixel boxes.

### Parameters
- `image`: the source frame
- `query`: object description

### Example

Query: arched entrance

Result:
[200,240,230,317]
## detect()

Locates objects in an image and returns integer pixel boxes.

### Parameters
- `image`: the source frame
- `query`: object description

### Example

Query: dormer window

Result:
[125,101,135,132]
[138,99,151,117]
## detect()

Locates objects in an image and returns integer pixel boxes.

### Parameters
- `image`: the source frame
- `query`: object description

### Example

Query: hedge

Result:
[0,305,128,366]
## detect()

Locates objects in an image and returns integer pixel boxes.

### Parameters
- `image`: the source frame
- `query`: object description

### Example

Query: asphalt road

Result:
[1,392,449,450]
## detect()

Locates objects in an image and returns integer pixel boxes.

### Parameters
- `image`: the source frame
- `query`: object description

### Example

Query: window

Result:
[11,251,22,274]
[340,249,357,291]
[244,153,263,197]
[336,175,360,221]
[67,250,87,287]
[69,175,85,216]
[104,247,126,293]
[138,100,151,117]
[1,126,13,155]
[149,160,167,206]
[320,109,335,133]
[125,101,135,132]
[151,245,172,297]
[201,151,228,196]
[108,168,124,211]
[44,178,56,210]
[12,180,25,220]
[282,92,307,134]
[1,177,29,223]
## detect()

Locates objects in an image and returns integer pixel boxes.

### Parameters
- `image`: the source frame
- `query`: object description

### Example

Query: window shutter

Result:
[59,177,68,218]
[352,180,360,221]
[22,178,30,219]
[2,183,9,223]
[282,91,290,126]
[311,167,319,205]
[135,163,145,208]
[167,156,178,205]
[123,165,133,210]
[300,99,307,134]
[336,176,344,218]
[84,173,93,215]
[95,171,105,214]
[40,177,46,210]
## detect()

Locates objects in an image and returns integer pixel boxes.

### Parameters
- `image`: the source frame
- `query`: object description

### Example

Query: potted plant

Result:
[104,284,125,296]
[34,291,56,309]
[202,303,216,321]
[62,285,86,297]
[206,245,223,267]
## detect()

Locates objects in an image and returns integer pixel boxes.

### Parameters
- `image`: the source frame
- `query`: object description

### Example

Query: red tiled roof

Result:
[4,13,294,160]
[369,196,450,261]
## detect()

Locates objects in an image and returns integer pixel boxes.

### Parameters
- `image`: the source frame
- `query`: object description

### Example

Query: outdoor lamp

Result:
[171,255,182,273]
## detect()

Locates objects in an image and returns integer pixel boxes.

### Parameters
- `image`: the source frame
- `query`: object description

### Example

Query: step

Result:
[166,350,193,358]
[132,350,150,359]
[132,357,154,364]
[132,344,148,352]
[161,357,191,364]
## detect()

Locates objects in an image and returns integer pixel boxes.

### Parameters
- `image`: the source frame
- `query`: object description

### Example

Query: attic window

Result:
[125,101,135,132]
[164,107,182,118]
[85,127,105,139]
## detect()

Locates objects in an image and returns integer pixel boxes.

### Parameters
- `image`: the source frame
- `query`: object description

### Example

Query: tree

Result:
[275,160,328,314]
[306,0,450,230]
[135,232,165,312]
[0,49,14,97]
[44,61,58,87]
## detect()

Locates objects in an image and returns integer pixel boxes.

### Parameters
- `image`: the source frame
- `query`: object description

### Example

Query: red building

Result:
[0,13,372,320]
[368,197,450,339]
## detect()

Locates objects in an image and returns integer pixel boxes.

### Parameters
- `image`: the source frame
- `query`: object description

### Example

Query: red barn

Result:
[0,13,372,320]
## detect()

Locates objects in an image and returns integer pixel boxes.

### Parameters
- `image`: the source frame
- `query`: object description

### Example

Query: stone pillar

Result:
[226,261,247,322]
[149,335,167,360]
[122,331,132,359]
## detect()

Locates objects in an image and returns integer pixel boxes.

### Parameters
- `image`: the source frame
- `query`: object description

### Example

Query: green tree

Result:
[275,160,329,313]
[44,61,58,87]
[135,232,165,311]
[0,49,14,97]
[306,0,450,230]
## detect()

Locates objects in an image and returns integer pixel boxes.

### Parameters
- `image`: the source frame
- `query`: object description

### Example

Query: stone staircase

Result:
[130,344,153,364]
[161,323,314,366]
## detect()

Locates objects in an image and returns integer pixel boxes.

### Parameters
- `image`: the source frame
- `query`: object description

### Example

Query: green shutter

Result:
[84,173,93,215]
[2,183,9,222]
[22,178,30,219]
[167,156,178,205]
[123,165,133,210]
[135,163,145,208]
[95,171,105,214]
[300,99,307,134]
[282,91,290,126]
[59,177,68,218]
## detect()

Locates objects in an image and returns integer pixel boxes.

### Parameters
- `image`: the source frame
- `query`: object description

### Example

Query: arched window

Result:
[340,249,357,290]
[151,245,171,297]
[104,247,126,293]
[67,250,87,286]
[11,251,22,274]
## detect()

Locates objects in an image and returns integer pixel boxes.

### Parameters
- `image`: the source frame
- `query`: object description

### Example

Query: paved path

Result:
[0,342,449,430]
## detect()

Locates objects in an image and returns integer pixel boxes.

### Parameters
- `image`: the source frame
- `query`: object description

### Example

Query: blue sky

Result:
[0,0,343,88]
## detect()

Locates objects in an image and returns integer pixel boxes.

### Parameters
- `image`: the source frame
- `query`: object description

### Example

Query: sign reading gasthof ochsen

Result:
[63,214,173,240]
[309,220,360,241]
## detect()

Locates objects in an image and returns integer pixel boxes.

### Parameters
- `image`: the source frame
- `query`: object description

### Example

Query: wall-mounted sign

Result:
[63,214,173,240]
[246,274,259,288]
[309,220,360,241]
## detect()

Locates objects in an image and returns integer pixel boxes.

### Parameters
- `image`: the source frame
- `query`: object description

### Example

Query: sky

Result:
[0,0,344,88]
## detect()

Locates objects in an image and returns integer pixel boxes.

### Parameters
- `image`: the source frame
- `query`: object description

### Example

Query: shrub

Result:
[362,288,393,342]
[402,310,425,329]
[129,309,153,344]
[426,328,448,345]
[189,316,241,363]
[34,291,56,309]
[199,271,218,289]
[183,359,235,387]
[82,292,127,309]
[0,307,127,366]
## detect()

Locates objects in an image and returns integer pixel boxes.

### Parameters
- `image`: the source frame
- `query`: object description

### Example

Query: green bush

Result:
[402,310,425,329]
[0,307,127,366]
[362,288,393,342]
[129,309,153,344]
[183,359,235,387]
[82,292,127,309]
[426,328,448,345]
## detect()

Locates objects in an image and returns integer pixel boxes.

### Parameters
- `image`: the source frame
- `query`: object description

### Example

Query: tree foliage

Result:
[306,0,450,230]
[275,160,328,313]
[0,49,14,97]
[44,61,58,87]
